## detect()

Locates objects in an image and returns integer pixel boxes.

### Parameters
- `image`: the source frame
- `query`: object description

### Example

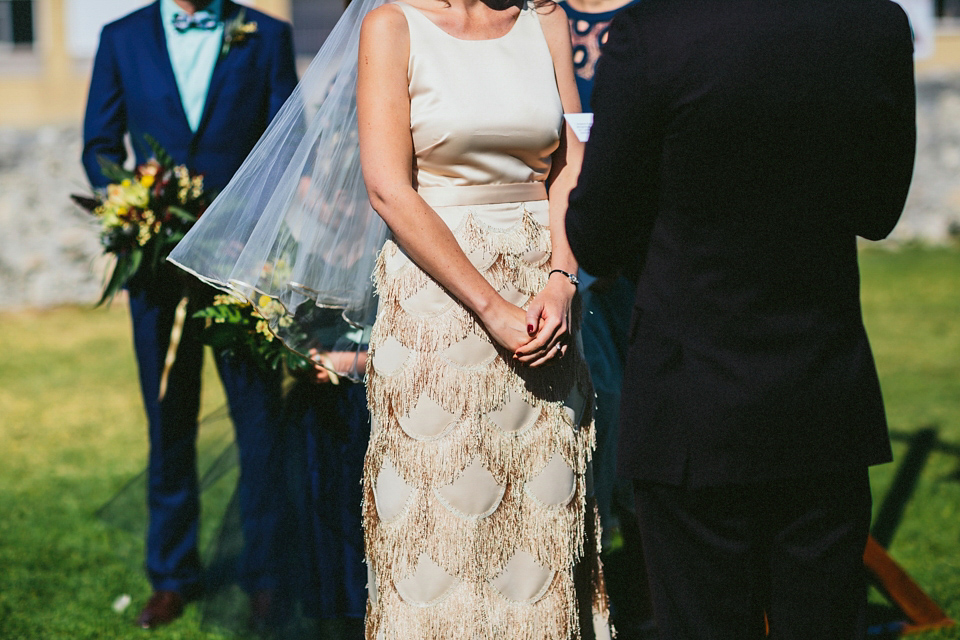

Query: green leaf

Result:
[166,206,197,223]
[193,306,230,321]
[127,247,144,278]
[286,350,312,372]
[265,350,282,370]
[96,248,142,307]
[161,231,187,253]
[147,237,165,276]
[96,156,135,183]
[199,324,242,350]
[225,306,245,323]
[143,134,175,169]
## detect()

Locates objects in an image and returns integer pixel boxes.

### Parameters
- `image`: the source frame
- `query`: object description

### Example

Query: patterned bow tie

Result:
[171,11,218,32]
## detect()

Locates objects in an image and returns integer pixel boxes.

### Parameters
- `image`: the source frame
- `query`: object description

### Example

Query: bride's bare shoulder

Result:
[360,3,411,64]
[532,0,563,18]
[361,3,409,40]
[534,1,573,56]
[534,0,572,46]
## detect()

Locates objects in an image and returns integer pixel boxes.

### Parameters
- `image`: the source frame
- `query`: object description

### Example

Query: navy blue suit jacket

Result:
[82,0,297,192]
[566,0,916,487]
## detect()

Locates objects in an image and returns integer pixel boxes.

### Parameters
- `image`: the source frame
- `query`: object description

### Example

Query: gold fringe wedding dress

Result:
[363,2,610,638]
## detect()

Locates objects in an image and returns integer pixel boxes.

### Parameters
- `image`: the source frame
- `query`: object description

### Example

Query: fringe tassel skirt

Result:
[364,191,611,640]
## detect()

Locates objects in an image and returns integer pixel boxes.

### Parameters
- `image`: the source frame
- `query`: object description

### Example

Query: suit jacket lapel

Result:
[147,1,192,137]
[194,0,240,139]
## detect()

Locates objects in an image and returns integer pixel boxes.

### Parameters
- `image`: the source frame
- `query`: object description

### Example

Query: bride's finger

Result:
[514,318,560,358]
[525,300,543,336]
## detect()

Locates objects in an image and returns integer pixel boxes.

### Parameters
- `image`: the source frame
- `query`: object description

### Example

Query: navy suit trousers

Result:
[128,274,284,596]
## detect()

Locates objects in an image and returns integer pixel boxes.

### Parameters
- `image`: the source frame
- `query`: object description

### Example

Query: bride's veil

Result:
[169,0,391,356]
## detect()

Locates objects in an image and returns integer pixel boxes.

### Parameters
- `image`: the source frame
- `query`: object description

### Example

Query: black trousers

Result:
[633,470,872,640]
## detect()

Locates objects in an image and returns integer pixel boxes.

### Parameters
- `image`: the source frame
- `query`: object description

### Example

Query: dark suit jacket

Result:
[566,0,916,487]
[82,0,297,192]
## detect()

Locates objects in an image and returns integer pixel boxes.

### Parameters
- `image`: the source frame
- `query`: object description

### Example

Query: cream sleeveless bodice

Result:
[397,1,563,193]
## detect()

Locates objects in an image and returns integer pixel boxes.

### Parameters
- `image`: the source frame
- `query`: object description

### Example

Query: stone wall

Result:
[1,76,959,310]
[0,126,108,310]
[895,76,960,241]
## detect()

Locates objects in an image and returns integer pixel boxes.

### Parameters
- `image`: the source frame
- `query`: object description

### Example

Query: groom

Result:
[82,0,297,629]
[566,0,916,638]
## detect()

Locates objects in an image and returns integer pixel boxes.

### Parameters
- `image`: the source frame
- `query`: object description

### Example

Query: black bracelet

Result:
[548,269,580,286]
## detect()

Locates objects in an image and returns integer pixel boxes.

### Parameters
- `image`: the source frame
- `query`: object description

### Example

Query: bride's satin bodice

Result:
[397,1,564,191]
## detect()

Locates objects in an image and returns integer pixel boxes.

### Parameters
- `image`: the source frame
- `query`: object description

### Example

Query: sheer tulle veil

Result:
[169,0,390,357]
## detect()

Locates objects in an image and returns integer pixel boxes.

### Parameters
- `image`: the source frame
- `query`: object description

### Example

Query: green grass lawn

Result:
[0,247,958,639]
[0,302,231,640]
[861,247,960,639]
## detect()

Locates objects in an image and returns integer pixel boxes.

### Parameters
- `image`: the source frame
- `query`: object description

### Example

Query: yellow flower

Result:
[255,319,274,341]
[127,182,149,207]
[258,295,272,308]
[108,181,149,208]
[101,211,121,229]
[190,175,204,200]
[140,174,155,188]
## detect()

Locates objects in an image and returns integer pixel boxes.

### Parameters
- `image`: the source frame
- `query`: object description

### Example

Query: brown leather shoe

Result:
[136,590,184,629]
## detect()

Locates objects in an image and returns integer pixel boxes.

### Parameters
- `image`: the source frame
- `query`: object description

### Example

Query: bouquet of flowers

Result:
[72,136,212,305]
[194,294,317,374]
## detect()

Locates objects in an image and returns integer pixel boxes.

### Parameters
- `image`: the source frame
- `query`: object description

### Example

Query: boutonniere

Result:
[220,8,258,58]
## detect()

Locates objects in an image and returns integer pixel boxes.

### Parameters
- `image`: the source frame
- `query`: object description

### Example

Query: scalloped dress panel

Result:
[363,2,610,638]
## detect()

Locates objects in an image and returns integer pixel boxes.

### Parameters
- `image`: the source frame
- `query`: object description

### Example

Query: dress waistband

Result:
[417,183,548,207]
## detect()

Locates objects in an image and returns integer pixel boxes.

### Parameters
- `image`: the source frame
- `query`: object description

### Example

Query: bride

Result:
[357,0,609,636]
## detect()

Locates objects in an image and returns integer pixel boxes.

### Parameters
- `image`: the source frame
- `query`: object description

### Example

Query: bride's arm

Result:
[357,5,532,353]
[515,4,586,367]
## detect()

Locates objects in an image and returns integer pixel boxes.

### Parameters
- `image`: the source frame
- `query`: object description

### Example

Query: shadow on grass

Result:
[873,427,938,548]
[865,426,960,635]
[873,426,960,547]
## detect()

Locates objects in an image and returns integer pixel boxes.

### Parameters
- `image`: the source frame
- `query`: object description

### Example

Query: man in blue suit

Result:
[82,0,297,629]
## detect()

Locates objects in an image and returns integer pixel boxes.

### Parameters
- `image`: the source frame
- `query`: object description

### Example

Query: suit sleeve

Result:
[566,10,660,278]
[267,22,298,122]
[846,5,916,241]
[82,26,128,189]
